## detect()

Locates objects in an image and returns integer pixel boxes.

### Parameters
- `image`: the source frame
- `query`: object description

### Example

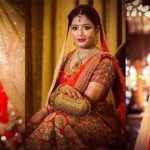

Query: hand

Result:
[59,84,83,99]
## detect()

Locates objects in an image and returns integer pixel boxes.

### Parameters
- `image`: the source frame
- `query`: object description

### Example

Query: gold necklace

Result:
[64,48,96,76]
[72,48,96,70]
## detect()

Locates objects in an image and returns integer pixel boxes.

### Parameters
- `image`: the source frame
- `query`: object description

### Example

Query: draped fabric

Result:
[134,98,150,150]
[25,52,124,150]
[26,0,125,122]
[0,0,25,119]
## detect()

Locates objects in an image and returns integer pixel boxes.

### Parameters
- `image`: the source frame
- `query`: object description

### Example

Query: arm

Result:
[84,58,115,103]
[51,58,115,117]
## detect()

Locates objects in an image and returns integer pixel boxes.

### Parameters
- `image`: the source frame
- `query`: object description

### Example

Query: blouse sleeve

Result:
[90,58,115,89]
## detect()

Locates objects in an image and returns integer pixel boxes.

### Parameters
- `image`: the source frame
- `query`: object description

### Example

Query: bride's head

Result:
[68,5,101,49]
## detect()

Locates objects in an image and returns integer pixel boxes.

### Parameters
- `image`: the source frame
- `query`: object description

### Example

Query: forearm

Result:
[50,92,91,117]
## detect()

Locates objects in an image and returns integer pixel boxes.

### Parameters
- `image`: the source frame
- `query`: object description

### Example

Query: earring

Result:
[73,41,76,46]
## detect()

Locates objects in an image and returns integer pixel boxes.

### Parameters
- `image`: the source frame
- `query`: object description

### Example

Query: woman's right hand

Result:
[58,84,83,99]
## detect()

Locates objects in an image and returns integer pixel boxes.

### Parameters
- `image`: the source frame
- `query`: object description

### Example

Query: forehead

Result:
[71,15,94,25]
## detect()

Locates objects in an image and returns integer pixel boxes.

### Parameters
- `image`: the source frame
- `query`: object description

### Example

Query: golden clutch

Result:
[51,92,91,117]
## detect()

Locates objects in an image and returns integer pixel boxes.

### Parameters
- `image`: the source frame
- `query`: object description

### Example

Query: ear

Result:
[95,25,100,34]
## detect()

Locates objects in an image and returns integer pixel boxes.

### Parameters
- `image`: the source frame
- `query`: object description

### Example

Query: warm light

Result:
[0,51,7,64]
[18,118,23,124]
[131,8,137,17]
[1,136,6,141]
[130,66,137,77]
[127,11,130,17]
[138,4,143,11]
[142,68,148,76]
[147,53,150,65]
[145,11,150,18]
[141,5,149,12]
[127,5,132,11]
[132,0,140,6]
[139,12,142,16]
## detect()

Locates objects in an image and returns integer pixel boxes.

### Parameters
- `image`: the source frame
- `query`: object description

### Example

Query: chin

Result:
[77,43,88,48]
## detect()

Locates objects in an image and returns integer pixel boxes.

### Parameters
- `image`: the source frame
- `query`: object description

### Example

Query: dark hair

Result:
[68,5,101,28]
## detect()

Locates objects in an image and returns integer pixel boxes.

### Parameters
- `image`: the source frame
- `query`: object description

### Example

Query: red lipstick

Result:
[77,38,86,42]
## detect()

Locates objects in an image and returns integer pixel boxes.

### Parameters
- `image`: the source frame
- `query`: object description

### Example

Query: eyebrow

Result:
[71,24,92,26]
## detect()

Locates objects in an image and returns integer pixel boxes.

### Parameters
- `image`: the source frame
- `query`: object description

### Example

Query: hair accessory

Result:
[78,9,83,22]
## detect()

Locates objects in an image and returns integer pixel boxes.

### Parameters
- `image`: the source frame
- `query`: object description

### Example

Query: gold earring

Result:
[73,41,76,46]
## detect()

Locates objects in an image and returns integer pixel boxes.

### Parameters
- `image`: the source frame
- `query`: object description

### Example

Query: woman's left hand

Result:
[59,84,83,99]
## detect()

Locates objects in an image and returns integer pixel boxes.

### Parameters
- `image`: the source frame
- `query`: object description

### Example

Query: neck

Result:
[78,46,96,56]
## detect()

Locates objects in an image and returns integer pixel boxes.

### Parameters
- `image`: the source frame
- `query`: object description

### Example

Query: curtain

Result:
[0,0,25,119]
[26,0,126,122]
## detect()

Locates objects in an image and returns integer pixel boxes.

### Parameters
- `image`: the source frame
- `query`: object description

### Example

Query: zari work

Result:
[25,52,124,150]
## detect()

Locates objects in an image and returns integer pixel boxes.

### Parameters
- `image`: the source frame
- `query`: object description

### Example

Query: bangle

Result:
[39,109,46,118]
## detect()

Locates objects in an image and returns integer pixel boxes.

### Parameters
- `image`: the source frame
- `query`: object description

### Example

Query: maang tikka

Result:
[78,9,82,22]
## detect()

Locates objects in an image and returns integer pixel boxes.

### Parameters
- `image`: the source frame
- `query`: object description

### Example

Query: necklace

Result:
[72,48,96,70]
[64,48,96,77]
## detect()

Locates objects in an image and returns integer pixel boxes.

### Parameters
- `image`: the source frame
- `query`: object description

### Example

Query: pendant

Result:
[72,60,82,70]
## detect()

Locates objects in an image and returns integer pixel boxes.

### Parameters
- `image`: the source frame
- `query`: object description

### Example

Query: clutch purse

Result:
[51,92,91,117]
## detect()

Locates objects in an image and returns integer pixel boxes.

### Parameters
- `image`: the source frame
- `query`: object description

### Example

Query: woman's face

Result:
[71,15,97,49]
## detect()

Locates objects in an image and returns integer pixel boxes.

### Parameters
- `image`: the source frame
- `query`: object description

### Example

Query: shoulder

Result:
[93,50,115,65]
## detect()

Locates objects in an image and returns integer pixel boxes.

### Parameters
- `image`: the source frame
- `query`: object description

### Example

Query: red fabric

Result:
[0,82,9,123]
[4,130,22,147]
[60,54,96,86]
[61,52,126,131]
[100,54,126,130]
[148,137,150,150]
[99,21,109,52]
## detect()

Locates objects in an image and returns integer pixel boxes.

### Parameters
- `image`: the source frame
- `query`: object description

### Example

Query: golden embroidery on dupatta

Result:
[74,54,100,92]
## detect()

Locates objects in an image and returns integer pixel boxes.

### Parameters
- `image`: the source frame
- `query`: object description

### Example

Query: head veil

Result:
[45,5,125,129]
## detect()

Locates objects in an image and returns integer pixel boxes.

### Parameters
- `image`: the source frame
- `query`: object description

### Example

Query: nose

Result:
[78,26,83,37]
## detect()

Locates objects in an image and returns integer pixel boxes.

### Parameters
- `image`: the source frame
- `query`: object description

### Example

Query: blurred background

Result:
[0,0,25,149]
[126,0,150,149]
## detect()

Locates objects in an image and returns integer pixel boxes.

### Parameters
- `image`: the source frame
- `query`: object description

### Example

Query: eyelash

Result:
[71,26,91,31]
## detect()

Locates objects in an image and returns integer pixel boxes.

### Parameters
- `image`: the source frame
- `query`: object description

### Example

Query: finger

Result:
[70,90,78,99]
[74,90,83,99]
[65,89,73,97]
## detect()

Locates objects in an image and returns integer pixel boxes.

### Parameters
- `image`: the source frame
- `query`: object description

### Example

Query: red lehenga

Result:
[25,52,125,150]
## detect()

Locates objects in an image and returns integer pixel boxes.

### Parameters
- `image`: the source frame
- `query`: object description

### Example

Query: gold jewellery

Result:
[72,48,96,70]
[64,48,96,76]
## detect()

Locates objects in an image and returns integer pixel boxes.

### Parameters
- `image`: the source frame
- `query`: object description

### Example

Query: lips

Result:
[77,38,86,42]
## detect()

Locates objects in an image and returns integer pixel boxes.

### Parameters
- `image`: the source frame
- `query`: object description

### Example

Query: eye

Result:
[71,26,78,31]
[83,26,91,30]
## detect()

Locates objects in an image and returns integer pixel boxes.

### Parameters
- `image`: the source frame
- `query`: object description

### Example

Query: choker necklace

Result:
[72,48,96,70]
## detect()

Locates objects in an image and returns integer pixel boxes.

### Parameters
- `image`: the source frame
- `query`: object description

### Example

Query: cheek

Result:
[86,32,96,40]
[71,31,77,40]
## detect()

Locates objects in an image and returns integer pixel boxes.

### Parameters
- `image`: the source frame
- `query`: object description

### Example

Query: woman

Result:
[25,5,125,150]
[134,97,150,150]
